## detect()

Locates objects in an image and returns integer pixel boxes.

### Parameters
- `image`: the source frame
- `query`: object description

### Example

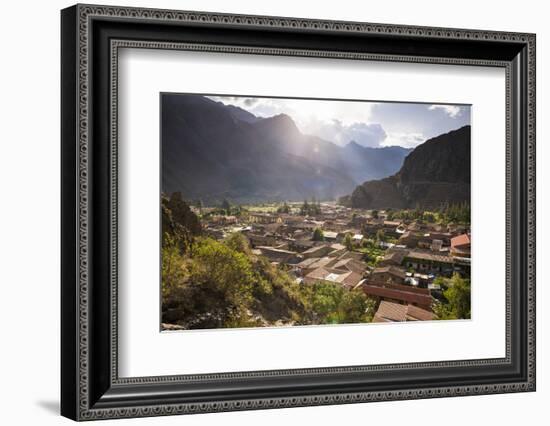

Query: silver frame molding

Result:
[61,4,536,421]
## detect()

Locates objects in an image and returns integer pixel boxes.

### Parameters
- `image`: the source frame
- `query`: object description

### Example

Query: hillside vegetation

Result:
[161,193,375,329]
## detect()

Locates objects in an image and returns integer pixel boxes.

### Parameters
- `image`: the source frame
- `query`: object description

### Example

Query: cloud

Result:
[208,95,470,149]
[345,122,387,147]
[381,132,426,148]
[428,104,462,118]
[369,102,469,145]
[303,119,386,147]
[244,98,259,107]
[208,95,376,125]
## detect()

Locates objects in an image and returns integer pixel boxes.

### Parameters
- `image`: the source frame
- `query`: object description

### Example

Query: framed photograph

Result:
[61,4,536,421]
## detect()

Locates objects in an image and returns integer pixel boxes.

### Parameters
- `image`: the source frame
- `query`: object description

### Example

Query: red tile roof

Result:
[373,301,408,322]
[374,301,434,322]
[304,267,364,289]
[406,304,435,321]
[361,283,433,310]
[366,280,430,295]
[371,266,407,280]
[451,233,471,249]
[404,250,454,263]
[378,251,406,266]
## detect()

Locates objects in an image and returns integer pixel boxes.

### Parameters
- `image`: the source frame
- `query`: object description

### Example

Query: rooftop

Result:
[383,220,402,227]
[405,250,454,264]
[372,266,407,279]
[380,251,406,265]
[257,246,296,255]
[373,301,434,322]
[451,233,471,248]
[302,244,330,255]
[308,257,335,269]
[331,258,367,274]
[361,284,433,308]
[330,243,346,251]
[305,267,364,289]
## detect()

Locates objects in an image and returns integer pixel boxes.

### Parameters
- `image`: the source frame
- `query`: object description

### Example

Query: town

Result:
[194,200,471,323]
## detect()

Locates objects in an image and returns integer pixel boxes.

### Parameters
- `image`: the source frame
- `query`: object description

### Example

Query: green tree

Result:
[305,283,376,325]
[438,202,470,225]
[225,232,252,256]
[434,273,471,320]
[371,209,379,219]
[312,227,324,242]
[314,198,321,215]
[300,199,310,216]
[343,233,354,251]
[376,229,386,243]
[277,202,290,214]
[432,276,447,288]
[445,273,471,319]
[423,212,436,223]
[166,192,202,234]
[187,238,257,327]
[432,300,453,320]
[221,198,231,215]
[311,282,344,323]
[250,256,310,322]
[363,297,379,322]
[300,198,322,215]
[196,199,203,215]
[338,290,369,323]
[161,233,196,324]
[161,233,188,301]
[162,193,201,252]
[413,203,423,220]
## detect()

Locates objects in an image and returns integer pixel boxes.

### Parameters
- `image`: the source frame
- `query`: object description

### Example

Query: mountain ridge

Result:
[346,125,471,209]
[162,94,415,204]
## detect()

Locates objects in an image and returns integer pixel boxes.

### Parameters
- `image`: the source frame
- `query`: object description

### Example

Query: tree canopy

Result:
[433,273,471,320]
[221,198,231,215]
[300,198,321,216]
[343,233,354,251]
[312,228,324,242]
[277,202,291,214]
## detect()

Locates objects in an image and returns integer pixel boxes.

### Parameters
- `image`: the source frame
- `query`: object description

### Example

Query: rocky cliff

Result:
[349,125,471,209]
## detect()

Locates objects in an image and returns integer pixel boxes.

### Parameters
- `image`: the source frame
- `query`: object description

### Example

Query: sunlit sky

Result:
[207,95,470,149]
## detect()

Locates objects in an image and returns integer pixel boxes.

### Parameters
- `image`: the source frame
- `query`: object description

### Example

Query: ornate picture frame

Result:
[61,4,535,421]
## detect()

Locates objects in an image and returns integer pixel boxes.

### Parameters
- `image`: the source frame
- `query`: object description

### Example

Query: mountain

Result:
[161,94,410,204]
[341,142,412,183]
[347,125,471,209]
[224,103,262,124]
[162,95,357,204]
[252,114,411,184]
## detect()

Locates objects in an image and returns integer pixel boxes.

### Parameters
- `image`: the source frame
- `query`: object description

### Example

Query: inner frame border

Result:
[110,40,511,385]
